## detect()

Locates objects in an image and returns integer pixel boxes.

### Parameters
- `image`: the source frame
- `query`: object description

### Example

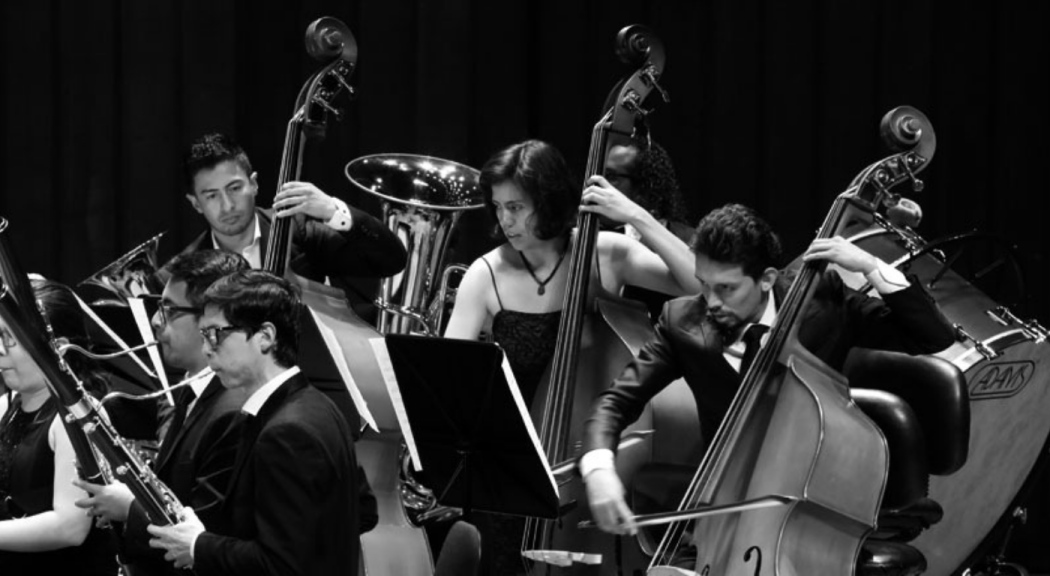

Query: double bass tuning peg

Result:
[642,67,670,104]
[312,96,343,122]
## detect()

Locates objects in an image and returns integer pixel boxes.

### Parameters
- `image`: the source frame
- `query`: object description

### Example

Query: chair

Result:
[846,349,971,576]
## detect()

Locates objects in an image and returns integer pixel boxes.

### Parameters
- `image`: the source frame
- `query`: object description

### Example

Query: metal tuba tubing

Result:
[79,232,165,307]
[346,154,484,336]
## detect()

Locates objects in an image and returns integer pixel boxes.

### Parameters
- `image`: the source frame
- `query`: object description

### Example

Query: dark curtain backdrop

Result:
[2,0,1049,567]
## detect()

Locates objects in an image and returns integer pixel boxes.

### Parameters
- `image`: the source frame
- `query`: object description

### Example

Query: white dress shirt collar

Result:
[241,365,301,416]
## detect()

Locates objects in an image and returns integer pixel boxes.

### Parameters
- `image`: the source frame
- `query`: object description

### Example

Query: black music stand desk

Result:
[382,334,558,519]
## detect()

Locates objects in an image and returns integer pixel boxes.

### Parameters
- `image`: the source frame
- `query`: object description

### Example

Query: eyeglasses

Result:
[0,329,18,355]
[141,295,201,325]
[199,325,252,348]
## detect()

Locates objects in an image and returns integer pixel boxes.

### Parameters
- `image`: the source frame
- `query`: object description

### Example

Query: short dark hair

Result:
[479,140,579,241]
[691,203,783,279]
[183,133,253,191]
[625,139,689,223]
[32,278,108,397]
[162,250,250,308]
[200,270,300,368]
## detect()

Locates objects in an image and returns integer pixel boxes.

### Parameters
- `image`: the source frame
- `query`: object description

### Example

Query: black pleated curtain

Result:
[2,0,1049,564]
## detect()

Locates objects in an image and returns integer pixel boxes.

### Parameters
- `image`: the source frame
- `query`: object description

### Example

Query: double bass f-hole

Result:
[697,546,762,576]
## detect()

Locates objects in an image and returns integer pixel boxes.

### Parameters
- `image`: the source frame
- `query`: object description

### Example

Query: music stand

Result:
[382,334,558,519]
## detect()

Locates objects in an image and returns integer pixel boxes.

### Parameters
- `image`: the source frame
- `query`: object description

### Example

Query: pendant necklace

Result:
[519,249,568,296]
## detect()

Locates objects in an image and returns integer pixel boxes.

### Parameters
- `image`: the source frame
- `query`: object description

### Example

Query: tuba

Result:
[79,231,165,306]
[346,154,483,336]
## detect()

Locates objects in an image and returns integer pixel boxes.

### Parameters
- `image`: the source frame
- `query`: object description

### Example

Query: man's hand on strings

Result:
[273,181,339,221]
[803,236,879,275]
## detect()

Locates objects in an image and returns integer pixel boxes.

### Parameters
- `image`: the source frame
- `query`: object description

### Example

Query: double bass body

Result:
[676,349,888,576]
[650,107,938,576]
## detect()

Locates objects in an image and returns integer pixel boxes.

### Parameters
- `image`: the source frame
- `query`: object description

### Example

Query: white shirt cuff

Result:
[325,198,354,231]
[865,259,909,295]
[579,449,616,478]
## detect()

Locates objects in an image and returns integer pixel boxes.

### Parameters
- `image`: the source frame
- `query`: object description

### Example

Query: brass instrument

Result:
[346,155,483,527]
[79,231,165,306]
[346,154,484,335]
[0,217,184,526]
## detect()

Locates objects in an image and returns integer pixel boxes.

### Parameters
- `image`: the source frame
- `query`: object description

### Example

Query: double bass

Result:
[521,25,693,575]
[263,17,433,576]
[648,107,936,576]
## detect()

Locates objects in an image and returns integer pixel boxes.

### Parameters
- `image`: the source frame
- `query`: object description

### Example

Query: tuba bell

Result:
[346,154,483,335]
[79,232,165,307]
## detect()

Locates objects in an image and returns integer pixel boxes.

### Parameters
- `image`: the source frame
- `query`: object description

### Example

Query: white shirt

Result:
[579,259,911,478]
[185,367,213,417]
[210,198,354,270]
[241,365,302,416]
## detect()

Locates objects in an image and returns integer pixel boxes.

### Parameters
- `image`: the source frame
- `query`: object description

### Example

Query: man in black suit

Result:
[75,250,250,575]
[177,132,406,300]
[580,203,956,535]
[147,269,359,575]
[177,132,405,433]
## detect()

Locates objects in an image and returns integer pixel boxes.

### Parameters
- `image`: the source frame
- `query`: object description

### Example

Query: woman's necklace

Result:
[518,249,568,296]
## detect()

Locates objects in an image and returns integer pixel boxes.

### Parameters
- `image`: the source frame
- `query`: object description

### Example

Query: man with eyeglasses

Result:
[147,269,359,575]
[74,249,250,576]
[173,132,404,435]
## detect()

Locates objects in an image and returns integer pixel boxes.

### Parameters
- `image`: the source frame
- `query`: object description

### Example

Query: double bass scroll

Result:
[520,24,674,575]
[264,17,434,576]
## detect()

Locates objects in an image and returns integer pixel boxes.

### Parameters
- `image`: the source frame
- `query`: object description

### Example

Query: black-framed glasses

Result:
[140,294,201,325]
[199,325,252,348]
[0,328,18,355]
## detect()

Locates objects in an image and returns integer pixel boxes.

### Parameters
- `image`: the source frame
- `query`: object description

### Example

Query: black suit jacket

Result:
[193,373,359,576]
[181,206,400,434]
[121,377,246,575]
[179,206,406,283]
[583,270,957,455]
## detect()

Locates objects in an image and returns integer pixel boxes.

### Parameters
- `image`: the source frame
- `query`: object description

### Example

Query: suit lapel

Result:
[155,388,191,472]
[678,295,740,378]
[223,375,308,500]
[257,209,271,269]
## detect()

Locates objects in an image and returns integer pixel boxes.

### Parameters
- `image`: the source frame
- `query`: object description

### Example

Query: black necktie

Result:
[158,386,195,463]
[739,324,769,376]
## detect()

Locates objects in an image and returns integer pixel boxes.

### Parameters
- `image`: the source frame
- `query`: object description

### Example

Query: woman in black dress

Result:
[0,278,117,575]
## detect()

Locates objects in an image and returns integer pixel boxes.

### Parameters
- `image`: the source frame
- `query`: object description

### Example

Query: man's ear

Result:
[249,172,259,197]
[186,194,202,214]
[256,322,277,354]
[759,267,779,292]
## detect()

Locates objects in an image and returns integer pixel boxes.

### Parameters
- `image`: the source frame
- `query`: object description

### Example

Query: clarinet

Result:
[0,219,184,526]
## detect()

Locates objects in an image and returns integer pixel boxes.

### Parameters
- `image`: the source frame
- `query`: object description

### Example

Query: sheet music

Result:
[307,307,379,433]
[127,296,173,406]
[500,354,558,497]
[369,337,422,471]
[71,291,159,381]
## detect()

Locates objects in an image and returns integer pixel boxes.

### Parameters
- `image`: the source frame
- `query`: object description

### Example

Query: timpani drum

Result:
[842,219,1050,576]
